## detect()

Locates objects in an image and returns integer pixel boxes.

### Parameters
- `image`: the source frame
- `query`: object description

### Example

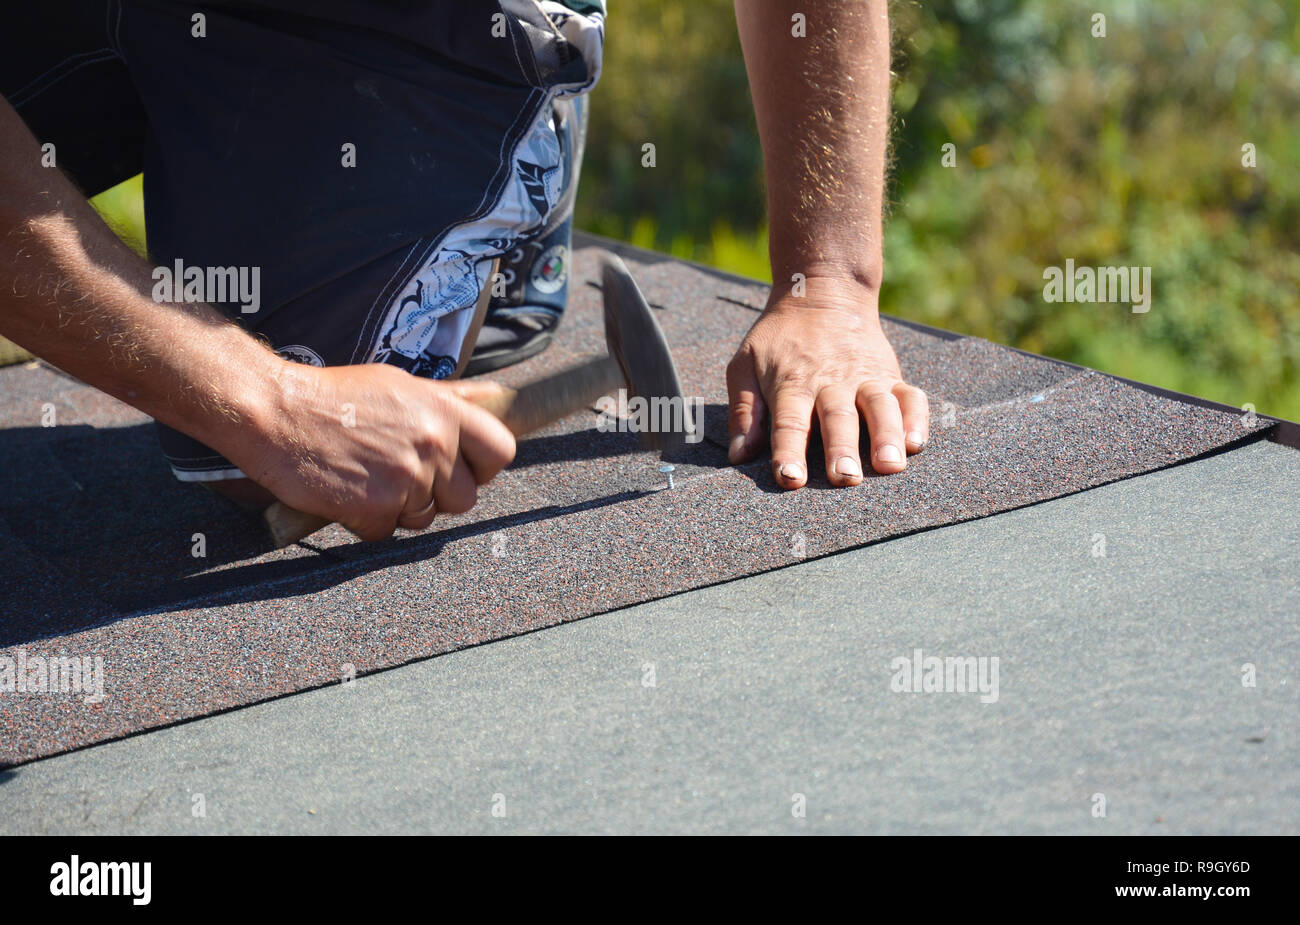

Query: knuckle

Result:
[774,370,814,394]
[727,342,758,368]
[396,462,421,487]
[411,422,438,456]
[770,414,809,435]
[369,483,408,518]
[897,382,929,405]
[860,389,896,409]
[391,450,423,485]
[729,391,755,412]
[422,422,454,462]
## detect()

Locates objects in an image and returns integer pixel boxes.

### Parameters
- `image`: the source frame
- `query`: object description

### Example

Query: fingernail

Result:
[876,444,903,464]
[778,462,805,482]
[834,456,862,479]
[729,434,746,459]
[906,431,927,448]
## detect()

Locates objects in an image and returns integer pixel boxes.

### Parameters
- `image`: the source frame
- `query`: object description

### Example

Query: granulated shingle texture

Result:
[4,443,1295,835]
[0,240,1273,765]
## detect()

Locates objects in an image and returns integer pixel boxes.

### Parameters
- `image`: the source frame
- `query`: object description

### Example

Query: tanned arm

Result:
[0,96,513,540]
[728,0,928,487]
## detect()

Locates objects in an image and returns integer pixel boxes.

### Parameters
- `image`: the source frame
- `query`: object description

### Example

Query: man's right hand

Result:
[1,91,513,542]
[227,361,516,542]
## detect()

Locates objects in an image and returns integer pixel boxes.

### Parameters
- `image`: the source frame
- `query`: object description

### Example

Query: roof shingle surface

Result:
[0,242,1272,765]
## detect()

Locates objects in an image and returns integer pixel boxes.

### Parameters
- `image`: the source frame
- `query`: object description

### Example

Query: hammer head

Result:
[600,253,695,457]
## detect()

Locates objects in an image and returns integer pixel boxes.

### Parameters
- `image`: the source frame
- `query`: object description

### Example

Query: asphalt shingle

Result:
[0,241,1274,766]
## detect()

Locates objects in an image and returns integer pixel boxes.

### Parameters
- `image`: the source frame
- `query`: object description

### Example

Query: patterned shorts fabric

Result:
[2,0,605,480]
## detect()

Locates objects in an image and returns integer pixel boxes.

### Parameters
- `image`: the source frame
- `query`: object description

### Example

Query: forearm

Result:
[734,0,891,295]
[0,95,281,454]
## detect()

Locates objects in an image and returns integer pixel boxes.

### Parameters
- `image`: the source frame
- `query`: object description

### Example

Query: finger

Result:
[455,400,517,484]
[433,454,479,516]
[397,454,439,531]
[725,351,768,463]
[398,433,440,530]
[815,386,864,486]
[344,465,419,541]
[856,386,908,474]
[342,506,402,543]
[397,493,438,532]
[894,382,930,454]
[768,384,815,489]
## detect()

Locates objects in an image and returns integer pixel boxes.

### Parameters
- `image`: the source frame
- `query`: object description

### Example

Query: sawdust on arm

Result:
[734,0,892,293]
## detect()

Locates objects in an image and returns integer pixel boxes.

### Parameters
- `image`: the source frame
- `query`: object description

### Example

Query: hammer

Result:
[263,252,692,547]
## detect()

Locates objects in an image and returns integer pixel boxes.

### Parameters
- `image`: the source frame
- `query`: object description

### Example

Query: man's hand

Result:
[731,0,913,486]
[727,276,927,489]
[0,94,514,543]
[229,364,515,542]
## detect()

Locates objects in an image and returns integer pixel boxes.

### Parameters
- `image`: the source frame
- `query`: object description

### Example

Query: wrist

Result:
[188,330,293,466]
[766,270,882,319]
[769,237,883,298]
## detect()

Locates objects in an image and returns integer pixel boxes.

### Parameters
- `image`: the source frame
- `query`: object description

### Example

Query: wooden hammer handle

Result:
[263,354,623,547]
[477,354,622,435]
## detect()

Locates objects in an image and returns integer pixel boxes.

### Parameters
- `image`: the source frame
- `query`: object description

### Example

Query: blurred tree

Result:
[578,0,764,248]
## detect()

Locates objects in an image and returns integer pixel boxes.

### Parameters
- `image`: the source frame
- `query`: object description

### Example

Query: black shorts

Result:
[3,0,604,480]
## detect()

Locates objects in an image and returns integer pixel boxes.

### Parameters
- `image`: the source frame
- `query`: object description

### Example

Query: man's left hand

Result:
[726,276,929,489]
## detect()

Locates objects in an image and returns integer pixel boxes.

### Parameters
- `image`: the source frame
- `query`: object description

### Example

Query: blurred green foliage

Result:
[92,173,146,257]
[582,0,1300,418]
[89,0,1300,417]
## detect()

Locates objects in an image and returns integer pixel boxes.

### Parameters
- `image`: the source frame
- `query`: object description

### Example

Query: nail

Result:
[658,464,676,490]
[778,462,805,483]
[834,456,862,479]
[876,444,903,464]
[906,431,927,448]
[729,434,746,460]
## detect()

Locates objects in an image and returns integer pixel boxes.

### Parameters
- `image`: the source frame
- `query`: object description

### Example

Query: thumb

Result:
[444,378,515,421]
[725,350,767,463]
[444,377,511,405]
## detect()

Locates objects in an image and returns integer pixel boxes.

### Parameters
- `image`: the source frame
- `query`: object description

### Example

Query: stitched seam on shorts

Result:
[8,50,117,107]
[512,26,540,89]
[106,0,117,55]
[355,86,547,364]
[354,235,445,365]
[113,0,125,57]
[347,238,432,365]
[365,90,543,361]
